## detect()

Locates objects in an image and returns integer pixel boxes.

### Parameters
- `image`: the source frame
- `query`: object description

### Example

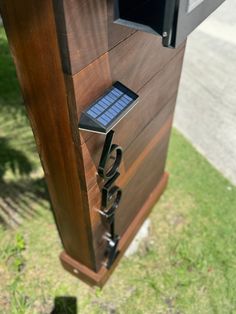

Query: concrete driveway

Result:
[175,0,236,185]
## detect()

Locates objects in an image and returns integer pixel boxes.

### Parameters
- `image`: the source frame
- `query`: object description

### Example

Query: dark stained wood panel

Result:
[92,133,170,266]
[65,53,113,128]
[109,33,185,92]
[69,32,185,124]
[86,102,175,227]
[78,51,185,191]
[0,0,97,270]
[116,131,171,235]
[86,98,176,215]
[1,0,186,285]
[88,107,175,267]
[53,0,135,74]
[60,172,169,287]
[81,99,175,191]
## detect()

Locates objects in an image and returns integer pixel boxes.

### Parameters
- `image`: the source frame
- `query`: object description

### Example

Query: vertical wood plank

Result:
[0,0,97,270]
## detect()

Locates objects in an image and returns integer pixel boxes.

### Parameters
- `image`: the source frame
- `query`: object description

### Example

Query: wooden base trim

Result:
[60,172,169,287]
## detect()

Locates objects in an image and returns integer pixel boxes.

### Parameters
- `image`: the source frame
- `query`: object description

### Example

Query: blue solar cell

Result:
[106,113,115,121]
[104,111,114,119]
[111,105,120,114]
[91,107,101,115]
[93,104,105,113]
[104,95,115,103]
[87,110,98,118]
[98,101,108,109]
[113,103,123,111]
[97,116,109,126]
[107,92,118,101]
[116,99,127,108]
[100,114,110,122]
[123,94,133,102]
[101,116,112,125]
[110,91,119,99]
[123,98,131,105]
[113,87,123,96]
[120,96,130,105]
[108,108,117,116]
[111,89,123,97]
[101,98,111,106]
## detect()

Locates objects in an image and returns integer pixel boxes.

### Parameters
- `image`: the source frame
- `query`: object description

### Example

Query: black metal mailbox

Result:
[114,0,225,48]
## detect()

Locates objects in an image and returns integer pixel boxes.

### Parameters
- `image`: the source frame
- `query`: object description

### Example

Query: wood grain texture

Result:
[81,100,174,190]
[1,0,186,283]
[60,172,169,287]
[91,123,173,266]
[78,50,185,191]
[85,100,175,267]
[68,32,185,129]
[0,0,97,270]
[53,0,135,74]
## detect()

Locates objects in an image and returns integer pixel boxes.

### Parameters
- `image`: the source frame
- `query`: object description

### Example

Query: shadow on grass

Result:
[51,297,77,314]
[0,177,51,228]
[0,129,51,230]
[0,26,25,117]
[0,27,51,228]
[0,137,33,179]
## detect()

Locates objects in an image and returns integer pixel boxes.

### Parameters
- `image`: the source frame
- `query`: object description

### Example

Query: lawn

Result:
[0,26,236,314]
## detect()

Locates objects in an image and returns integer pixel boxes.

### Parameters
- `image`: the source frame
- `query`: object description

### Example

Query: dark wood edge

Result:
[60,172,169,287]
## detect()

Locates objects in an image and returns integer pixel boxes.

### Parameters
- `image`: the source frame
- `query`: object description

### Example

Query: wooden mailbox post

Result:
[0,0,185,286]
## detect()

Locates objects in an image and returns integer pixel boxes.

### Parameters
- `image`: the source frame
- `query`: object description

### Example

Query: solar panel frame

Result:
[79,82,139,134]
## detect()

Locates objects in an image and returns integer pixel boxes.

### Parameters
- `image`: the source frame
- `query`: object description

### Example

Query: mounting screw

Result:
[102,261,108,268]
[73,269,79,274]
[103,232,111,241]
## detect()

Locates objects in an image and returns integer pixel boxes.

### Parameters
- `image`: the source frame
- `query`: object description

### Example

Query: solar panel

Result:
[79,82,139,134]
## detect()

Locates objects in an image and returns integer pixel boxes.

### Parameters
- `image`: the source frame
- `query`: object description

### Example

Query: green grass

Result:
[1,26,236,314]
